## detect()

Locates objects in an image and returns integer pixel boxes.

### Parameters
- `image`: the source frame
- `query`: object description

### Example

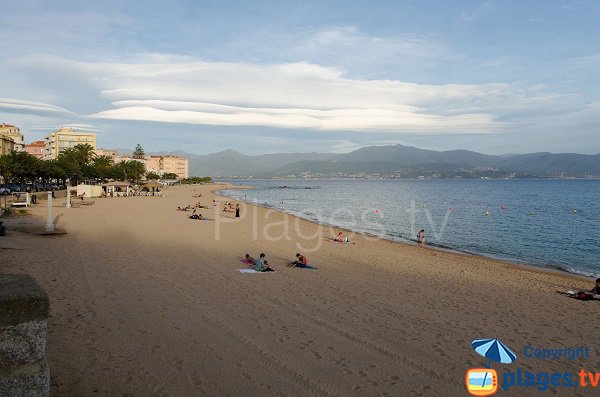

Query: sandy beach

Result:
[0,183,597,397]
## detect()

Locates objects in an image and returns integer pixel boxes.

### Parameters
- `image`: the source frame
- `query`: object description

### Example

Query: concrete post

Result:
[45,192,54,233]
[0,274,50,396]
[66,182,71,209]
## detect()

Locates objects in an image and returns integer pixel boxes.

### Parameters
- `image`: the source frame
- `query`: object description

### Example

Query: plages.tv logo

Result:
[466,338,517,396]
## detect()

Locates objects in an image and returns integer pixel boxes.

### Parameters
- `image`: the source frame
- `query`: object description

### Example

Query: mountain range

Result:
[149,145,600,179]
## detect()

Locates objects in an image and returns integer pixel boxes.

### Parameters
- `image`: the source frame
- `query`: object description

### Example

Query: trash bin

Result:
[31,194,37,204]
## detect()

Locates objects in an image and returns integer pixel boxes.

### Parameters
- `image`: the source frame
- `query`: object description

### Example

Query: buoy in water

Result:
[485,210,491,216]
[573,208,577,214]
[375,209,380,213]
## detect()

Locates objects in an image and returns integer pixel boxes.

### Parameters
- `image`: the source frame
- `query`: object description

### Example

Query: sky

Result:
[1,0,599,155]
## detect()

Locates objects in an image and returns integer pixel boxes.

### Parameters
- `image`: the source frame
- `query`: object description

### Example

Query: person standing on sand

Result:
[235,204,240,218]
[417,229,426,246]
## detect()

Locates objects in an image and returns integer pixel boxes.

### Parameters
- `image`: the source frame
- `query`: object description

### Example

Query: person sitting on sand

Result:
[288,253,308,267]
[334,232,344,242]
[254,253,274,272]
[417,229,426,246]
[189,210,206,220]
[177,206,182,211]
[244,254,255,266]
[590,278,600,295]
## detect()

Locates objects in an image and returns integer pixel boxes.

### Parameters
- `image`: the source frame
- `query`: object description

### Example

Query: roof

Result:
[102,181,131,187]
[143,181,163,188]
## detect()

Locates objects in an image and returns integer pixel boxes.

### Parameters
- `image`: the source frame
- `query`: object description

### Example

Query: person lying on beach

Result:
[189,211,207,220]
[254,253,274,272]
[244,254,255,266]
[288,253,308,267]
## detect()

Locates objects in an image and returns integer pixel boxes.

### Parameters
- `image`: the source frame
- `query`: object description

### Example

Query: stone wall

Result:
[0,274,50,396]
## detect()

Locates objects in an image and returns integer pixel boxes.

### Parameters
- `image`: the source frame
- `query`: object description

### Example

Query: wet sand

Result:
[0,183,597,396]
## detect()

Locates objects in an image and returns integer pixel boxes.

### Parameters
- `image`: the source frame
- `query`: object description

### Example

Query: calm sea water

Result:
[219,179,600,278]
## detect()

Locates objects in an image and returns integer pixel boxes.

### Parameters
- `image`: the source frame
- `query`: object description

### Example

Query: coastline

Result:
[216,184,595,283]
[1,182,597,396]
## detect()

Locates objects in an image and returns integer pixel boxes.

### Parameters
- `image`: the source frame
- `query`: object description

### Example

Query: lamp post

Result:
[45,191,54,233]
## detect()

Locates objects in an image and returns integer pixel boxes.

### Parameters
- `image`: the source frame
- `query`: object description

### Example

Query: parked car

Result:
[0,187,11,195]
[7,184,20,193]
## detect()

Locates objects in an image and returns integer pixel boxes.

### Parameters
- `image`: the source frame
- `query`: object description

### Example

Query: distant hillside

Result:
[151,145,600,179]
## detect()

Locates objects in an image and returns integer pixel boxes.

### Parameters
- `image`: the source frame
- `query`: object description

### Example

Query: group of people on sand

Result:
[176,203,209,220]
[177,202,208,211]
[222,202,240,217]
[244,253,274,272]
[243,252,310,272]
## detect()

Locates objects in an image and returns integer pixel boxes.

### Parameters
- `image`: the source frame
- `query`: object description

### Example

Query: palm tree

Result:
[73,144,96,164]
[92,155,114,168]
[116,160,145,182]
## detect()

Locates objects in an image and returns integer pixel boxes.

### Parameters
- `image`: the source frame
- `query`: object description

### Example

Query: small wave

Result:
[547,264,599,278]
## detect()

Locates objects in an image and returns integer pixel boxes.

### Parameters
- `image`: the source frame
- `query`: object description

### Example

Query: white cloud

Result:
[330,140,364,153]
[290,26,449,63]
[8,54,590,136]
[0,97,73,115]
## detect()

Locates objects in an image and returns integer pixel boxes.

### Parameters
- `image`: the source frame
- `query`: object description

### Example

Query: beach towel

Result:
[324,237,354,244]
[287,261,317,269]
[557,290,599,300]
[238,269,274,273]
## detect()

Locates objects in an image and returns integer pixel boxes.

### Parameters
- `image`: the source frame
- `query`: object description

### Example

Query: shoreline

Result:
[2,182,597,396]
[215,183,595,283]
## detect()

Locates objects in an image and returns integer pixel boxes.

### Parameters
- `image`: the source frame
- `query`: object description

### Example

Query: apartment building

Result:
[0,134,15,156]
[161,155,189,179]
[0,123,24,151]
[24,140,45,159]
[43,127,97,160]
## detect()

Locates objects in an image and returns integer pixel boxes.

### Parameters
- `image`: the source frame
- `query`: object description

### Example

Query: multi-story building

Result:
[145,156,163,174]
[0,123,24,151]
[95,149,118,160]
[161,155,189,179]
[43,127,97,160]
[25,141,45,159]
[0,133,15,156]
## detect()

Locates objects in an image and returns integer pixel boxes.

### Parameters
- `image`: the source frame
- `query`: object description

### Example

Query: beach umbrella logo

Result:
[466,339,517,396]
[471,338,517,367]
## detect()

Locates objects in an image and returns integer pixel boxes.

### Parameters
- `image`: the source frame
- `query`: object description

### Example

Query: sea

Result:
[218,179,600,278]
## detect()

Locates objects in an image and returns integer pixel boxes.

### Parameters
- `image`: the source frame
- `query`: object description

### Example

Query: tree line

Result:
[0,144,145,188]
[0,143,212,188]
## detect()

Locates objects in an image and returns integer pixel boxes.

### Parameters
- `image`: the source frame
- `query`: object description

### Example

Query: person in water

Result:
[417,229,426,246]
[254,253,274,272]
[288,253,308,267]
